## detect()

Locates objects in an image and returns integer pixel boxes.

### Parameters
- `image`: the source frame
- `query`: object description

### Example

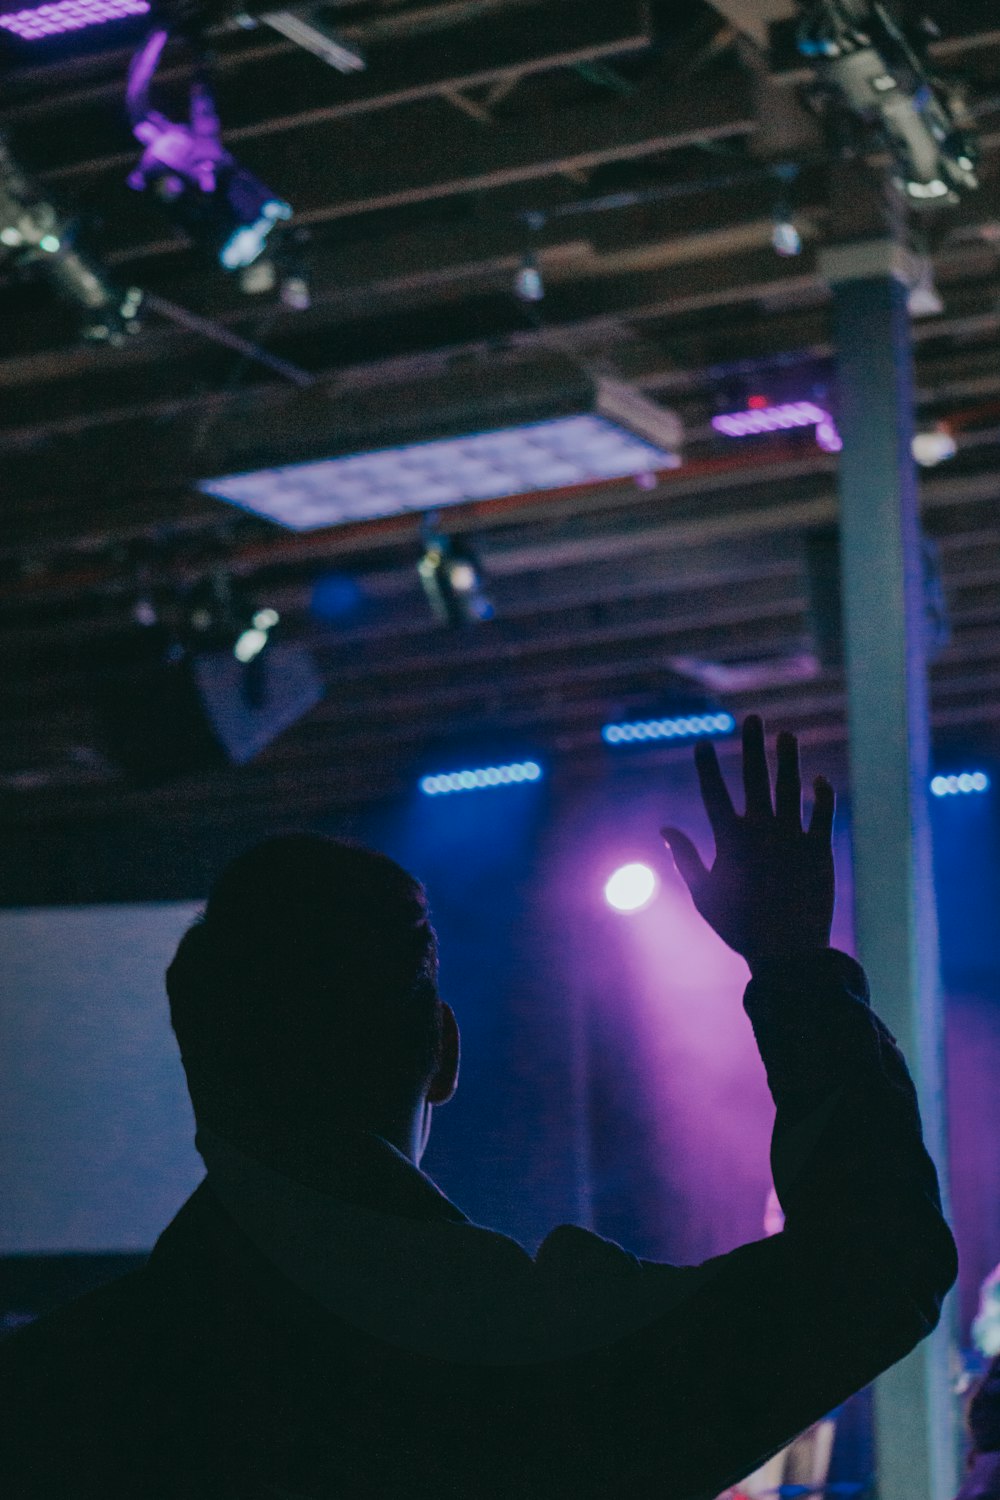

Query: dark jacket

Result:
[0,951,957,1499]
[971,1356,1000,1455]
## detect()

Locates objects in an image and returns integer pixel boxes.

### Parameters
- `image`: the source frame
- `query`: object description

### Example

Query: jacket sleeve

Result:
[542,949,958,1500]
[970,1356,1000,1455]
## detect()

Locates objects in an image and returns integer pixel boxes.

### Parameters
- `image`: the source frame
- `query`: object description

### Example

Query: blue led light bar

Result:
[420,761,542,796]
[602,712,736,746]
[931,772,990,797]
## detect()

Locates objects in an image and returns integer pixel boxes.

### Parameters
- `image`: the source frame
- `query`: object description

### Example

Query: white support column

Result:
[820,236,959,1500]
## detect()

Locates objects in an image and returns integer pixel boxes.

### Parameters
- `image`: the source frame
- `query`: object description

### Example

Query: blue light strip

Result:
[420,761,543,796]
[602,712,736,746]
[931,772,990,797]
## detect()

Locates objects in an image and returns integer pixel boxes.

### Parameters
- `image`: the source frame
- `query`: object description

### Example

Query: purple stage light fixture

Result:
[605,863,657,914]
[931,772,990,797]
[712,399,844,455]
[0,0,148,40]
[126,29,291,271]
[420,761,542,796]
[602,712,735,746]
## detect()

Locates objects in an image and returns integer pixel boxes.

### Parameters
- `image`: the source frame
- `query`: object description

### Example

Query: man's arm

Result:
[547,718,956,1499]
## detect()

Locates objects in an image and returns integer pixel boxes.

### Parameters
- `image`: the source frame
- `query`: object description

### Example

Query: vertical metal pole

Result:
[821,239,959,1500]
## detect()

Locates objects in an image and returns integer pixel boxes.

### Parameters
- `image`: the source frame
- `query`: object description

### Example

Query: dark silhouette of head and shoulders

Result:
[166,832,461,1192]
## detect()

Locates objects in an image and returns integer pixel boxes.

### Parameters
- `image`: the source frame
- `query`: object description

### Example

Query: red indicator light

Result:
[747,395,769,410]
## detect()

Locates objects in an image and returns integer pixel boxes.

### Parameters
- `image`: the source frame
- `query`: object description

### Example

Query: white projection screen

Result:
[0,904,205,1253]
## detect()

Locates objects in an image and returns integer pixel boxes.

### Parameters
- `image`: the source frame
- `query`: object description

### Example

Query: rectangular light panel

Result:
[197,414,681,533]
[0,0,149,39]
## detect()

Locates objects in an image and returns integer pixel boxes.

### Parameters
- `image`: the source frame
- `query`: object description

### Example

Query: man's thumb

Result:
[660,828,709,893]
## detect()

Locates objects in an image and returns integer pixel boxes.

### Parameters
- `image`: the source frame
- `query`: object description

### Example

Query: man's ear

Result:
[426,1000,460,1105]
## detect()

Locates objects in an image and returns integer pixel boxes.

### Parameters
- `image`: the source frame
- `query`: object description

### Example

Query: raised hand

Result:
[661,715,836,972]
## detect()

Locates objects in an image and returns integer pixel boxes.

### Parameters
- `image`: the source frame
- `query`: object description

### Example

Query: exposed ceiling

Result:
[3,0,1000,830]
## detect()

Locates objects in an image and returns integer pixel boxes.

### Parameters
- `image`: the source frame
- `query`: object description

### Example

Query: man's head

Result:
[166,834,459,1164]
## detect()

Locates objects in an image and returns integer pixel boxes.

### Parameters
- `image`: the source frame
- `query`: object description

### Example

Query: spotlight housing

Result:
[126,30,291,271]
[0,135,142,342]
[798,0,979,205]
[418,534,494,627]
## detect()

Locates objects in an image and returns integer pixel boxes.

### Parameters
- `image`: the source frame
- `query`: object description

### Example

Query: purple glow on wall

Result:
[610,866,773,1262]
[0,0,149,39]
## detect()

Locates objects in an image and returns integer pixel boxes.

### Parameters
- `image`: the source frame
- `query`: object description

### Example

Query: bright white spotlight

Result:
[605,863,657,913]
[233,627,269,663]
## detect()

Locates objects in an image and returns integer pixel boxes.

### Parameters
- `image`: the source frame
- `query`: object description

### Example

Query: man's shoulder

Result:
[0,1268,149,1389]
[535,1223,644,1275]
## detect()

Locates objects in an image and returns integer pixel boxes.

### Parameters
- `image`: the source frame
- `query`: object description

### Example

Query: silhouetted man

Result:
[0,717,957,1498]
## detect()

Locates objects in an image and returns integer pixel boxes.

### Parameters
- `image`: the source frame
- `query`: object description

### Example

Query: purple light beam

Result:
[0,0,149,40]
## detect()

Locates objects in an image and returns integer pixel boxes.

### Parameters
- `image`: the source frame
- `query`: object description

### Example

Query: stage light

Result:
[0,0,149,40]
[418,534,495,627]
[931,772,990,797]
[419,761,542,796]
[605,863,657,913]
[797,0,979,205]
[815,418,844,454]
[514,251,545,303]
[772,217,802,258]
[126,30,291,272]
[602,712,736,746]
[232,606,280,663]
[712,401,829,437]
[0,135,142,342]
[197,365,684,531]
[912,427,957,467]
[712,400,844,455]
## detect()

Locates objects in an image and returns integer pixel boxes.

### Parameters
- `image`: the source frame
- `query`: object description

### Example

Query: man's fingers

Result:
[742,714,773,821]
[807,776,836,844]
[693,739,738,839]
[774,730,802,832]
[660,828,710,894]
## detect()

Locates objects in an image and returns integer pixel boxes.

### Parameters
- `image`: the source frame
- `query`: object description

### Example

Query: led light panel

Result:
[930,772,990,797]
[711,401,829,438]
[198,415,681,533]
[602,713,735,746]
[0,0,149,39]
[420,761,542,796]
